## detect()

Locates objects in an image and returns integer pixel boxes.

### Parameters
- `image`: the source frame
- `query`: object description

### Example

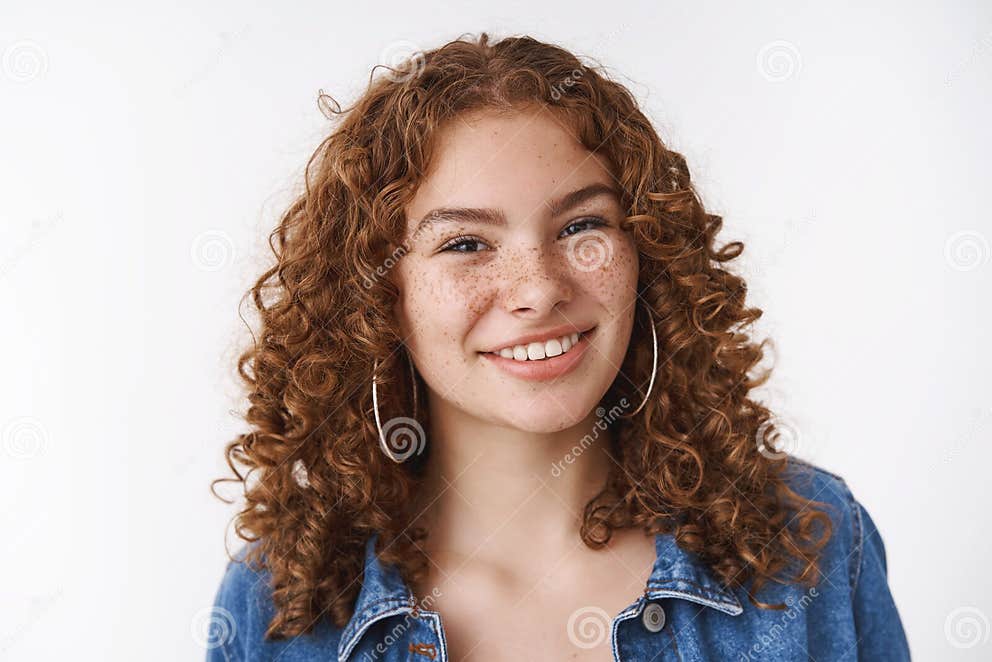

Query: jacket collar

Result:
[337,534,417,662]
[644,532,743,615]
[337,529,742,661]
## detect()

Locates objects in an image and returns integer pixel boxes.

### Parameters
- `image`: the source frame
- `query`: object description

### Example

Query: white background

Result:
[2,0,990,660]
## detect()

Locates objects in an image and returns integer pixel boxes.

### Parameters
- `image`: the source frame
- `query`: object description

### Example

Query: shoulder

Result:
[207,543,279,660]
[779,454,857,521]
[214,542,273,609]
[776,458,911,658]
[778,456,873,591]
[207,543,347,661]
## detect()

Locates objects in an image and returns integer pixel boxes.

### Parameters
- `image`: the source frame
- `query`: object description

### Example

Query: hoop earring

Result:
[619,302,658,419]
[372,350,422,463]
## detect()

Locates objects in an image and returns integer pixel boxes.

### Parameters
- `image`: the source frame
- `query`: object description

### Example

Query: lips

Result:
[482,328,593,362]
[479,327,596,382]
[480,324,597,355]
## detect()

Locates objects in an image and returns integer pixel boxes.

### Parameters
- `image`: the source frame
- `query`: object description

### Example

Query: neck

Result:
[410,395,616,575]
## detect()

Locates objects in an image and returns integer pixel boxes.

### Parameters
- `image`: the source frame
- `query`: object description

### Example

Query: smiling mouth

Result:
[480,326,597,362]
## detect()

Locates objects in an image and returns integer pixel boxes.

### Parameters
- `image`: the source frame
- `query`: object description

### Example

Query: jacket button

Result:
[641,602,666,632]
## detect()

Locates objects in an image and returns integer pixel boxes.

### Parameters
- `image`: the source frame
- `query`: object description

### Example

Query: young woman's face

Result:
[393,106,639,432]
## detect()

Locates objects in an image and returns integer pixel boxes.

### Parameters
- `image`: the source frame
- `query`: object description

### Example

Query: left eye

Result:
[561,217,607,237]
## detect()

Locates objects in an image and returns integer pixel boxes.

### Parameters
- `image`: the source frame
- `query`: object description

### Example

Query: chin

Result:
[497,393,602,433]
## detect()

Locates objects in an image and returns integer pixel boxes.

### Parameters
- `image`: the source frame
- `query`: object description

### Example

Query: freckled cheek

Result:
[404,264,494,351]
[578,242,639,307]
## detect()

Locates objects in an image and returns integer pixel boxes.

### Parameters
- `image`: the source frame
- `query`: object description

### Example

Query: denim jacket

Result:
[207,460,911,661]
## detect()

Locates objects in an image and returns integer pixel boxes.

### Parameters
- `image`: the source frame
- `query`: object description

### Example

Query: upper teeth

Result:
[493,332,582,361]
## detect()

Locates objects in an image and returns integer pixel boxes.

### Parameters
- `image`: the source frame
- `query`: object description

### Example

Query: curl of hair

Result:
[212,31,833,638]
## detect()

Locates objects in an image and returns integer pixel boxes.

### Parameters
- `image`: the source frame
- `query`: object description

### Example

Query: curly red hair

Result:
[213,31,833,639]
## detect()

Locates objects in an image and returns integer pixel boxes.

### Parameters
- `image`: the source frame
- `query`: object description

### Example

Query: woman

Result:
[209,32,910,661]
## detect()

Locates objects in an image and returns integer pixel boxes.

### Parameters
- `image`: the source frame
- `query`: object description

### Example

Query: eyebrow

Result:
[413,182,621,236]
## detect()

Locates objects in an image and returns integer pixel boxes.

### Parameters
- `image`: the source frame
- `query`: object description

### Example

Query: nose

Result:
[501,245,574,318]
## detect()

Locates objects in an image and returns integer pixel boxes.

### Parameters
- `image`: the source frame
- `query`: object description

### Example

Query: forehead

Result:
[404,107,618,229]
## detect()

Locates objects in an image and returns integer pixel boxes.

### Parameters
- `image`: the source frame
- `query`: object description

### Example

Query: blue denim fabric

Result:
[207,459,911,661]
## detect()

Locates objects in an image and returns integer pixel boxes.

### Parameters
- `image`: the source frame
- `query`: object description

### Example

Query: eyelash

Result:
[438,217,609,254]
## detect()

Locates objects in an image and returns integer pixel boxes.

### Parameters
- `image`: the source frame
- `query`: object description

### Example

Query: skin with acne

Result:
[391,105,655,661]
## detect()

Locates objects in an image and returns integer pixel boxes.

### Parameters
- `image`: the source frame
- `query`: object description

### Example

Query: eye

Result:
[439,235,489,253]
[560,216,608,237]
[437,217,609,254]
